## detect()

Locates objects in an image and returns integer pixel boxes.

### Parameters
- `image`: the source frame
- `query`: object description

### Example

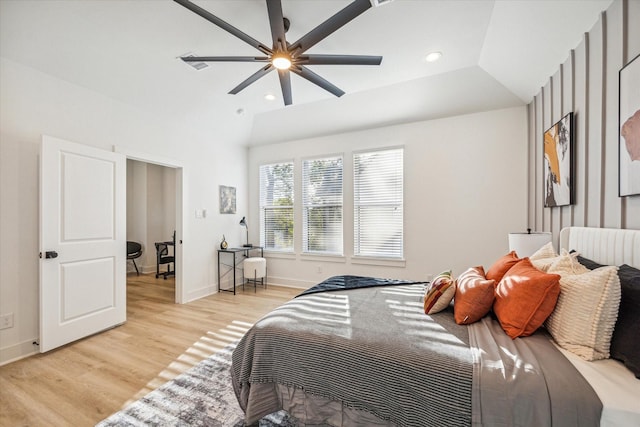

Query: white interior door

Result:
[39,135,126,352]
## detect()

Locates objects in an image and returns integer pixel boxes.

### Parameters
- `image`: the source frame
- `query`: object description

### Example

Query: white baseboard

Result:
[0,338,39,366]
[266,276,313,289]
[126,264,170,276]
[184,284,217,303]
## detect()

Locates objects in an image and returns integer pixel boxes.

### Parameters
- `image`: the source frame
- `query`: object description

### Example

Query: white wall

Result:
[127,160,148,271]
[0,57,248,364]
[527,0,640,241]
[146,163,176,273]
[248,106,529,288]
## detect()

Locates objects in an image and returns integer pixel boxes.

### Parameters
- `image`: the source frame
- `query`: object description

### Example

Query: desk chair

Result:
[126,241,143,275]
[155,231,175,279]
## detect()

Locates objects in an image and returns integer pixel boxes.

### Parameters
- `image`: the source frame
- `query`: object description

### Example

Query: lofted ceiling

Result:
[0,0,613,146]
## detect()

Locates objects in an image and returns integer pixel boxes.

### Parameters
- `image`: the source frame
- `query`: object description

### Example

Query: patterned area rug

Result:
[97,345,296,427]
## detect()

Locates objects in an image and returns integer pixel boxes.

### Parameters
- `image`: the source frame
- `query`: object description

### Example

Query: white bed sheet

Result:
[557,346,640,427]
[559,227,640,427]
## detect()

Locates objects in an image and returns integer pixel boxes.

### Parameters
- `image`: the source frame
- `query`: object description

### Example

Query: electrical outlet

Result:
[0,313,14,330]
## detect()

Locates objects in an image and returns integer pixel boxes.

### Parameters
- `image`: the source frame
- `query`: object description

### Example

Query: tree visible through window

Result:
[259,162,294,251]
[303,156,343,254]
[353,148,404,258]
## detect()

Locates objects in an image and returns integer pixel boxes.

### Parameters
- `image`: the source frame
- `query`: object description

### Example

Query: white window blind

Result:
[302,156,343,254]
[259,162,294,252]
[353,148,403,258]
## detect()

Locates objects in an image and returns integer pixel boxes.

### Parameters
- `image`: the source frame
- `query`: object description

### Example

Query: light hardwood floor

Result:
[0,274,301,427]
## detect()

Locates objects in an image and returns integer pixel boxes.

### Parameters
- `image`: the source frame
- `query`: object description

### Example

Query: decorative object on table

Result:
[619,53,640,197]
[220,234,228,250]
[219,185,236,214]
[239,216,252,247]
[543,112,574,207]
[508,229,553,258]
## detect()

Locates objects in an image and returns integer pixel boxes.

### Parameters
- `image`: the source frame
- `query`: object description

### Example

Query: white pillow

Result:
[546,255,620,361]
[531,249,577,272]
[529,241,557,260]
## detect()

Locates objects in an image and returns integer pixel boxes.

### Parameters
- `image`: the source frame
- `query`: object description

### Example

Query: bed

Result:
[231,227,640,426]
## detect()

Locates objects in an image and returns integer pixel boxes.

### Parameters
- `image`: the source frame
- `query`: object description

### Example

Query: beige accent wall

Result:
[527,0,640,242]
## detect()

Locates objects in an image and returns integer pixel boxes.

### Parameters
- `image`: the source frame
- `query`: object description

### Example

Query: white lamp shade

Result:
[508,232,552,258]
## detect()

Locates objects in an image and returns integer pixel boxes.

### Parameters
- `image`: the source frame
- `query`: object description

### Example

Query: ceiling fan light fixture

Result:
[272,53,292,70]
[173,0,383,105]
[264,93,276,101]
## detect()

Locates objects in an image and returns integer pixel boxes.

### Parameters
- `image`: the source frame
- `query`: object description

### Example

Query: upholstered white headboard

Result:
[559,227,640,268]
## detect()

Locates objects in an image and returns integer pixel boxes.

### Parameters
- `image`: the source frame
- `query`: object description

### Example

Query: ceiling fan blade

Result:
[289,0,371,54]
[174,0,271,55]
[266,0,287,51]
[301,54,382,66]
[228,65,274,95]
[182,56,270,62]
[277,69,293,106]
[291,66,345,98]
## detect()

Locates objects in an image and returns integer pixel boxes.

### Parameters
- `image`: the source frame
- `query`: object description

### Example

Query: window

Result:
[302,156,343,254]
[353,148,403,258]
[259,162,294,252]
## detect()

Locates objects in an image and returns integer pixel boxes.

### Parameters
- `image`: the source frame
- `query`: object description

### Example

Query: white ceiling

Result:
[0,0,613,146]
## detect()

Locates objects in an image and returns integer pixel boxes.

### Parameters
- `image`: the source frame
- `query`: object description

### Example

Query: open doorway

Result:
[126,160,176,280]
[116,146,184,303]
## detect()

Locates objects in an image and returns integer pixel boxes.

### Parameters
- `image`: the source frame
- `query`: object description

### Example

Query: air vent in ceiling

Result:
[370,0,394,7]
[179,53,209,70]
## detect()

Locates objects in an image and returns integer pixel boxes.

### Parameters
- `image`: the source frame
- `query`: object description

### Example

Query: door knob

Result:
[40,251,58,259]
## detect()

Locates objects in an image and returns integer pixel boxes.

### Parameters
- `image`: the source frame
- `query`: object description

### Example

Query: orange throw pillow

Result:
[493,258,561,339]
[486,251,521,282]
[454,266,496,325]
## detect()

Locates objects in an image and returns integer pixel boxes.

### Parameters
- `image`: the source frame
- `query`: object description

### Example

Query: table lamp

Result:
[508,228,552,257]
[239,216,252,247]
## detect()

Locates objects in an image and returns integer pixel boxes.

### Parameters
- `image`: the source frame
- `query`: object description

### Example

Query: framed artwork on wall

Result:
[219,185,236,214]
[619,53,640,197]
[543,112,574,207]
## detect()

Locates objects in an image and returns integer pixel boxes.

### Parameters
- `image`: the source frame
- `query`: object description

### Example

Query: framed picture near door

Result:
[619,53,640,197]
[543,112,574,207]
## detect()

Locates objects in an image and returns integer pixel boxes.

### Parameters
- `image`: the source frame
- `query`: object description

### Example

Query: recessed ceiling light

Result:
[264,93,276,101]
[425,51,442,63]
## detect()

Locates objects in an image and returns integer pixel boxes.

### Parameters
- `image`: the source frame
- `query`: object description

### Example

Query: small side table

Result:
[217,246,264,294]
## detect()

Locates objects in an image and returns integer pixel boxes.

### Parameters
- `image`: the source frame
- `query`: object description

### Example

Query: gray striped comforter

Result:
[231,280,601,426]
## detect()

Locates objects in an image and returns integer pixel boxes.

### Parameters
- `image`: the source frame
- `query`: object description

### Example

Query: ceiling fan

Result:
[174,0,383,106]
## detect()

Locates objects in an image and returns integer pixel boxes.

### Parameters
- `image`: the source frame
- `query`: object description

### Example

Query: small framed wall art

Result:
[219,185,236,214]
[543,112,574,207]
[619,53,640,197]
